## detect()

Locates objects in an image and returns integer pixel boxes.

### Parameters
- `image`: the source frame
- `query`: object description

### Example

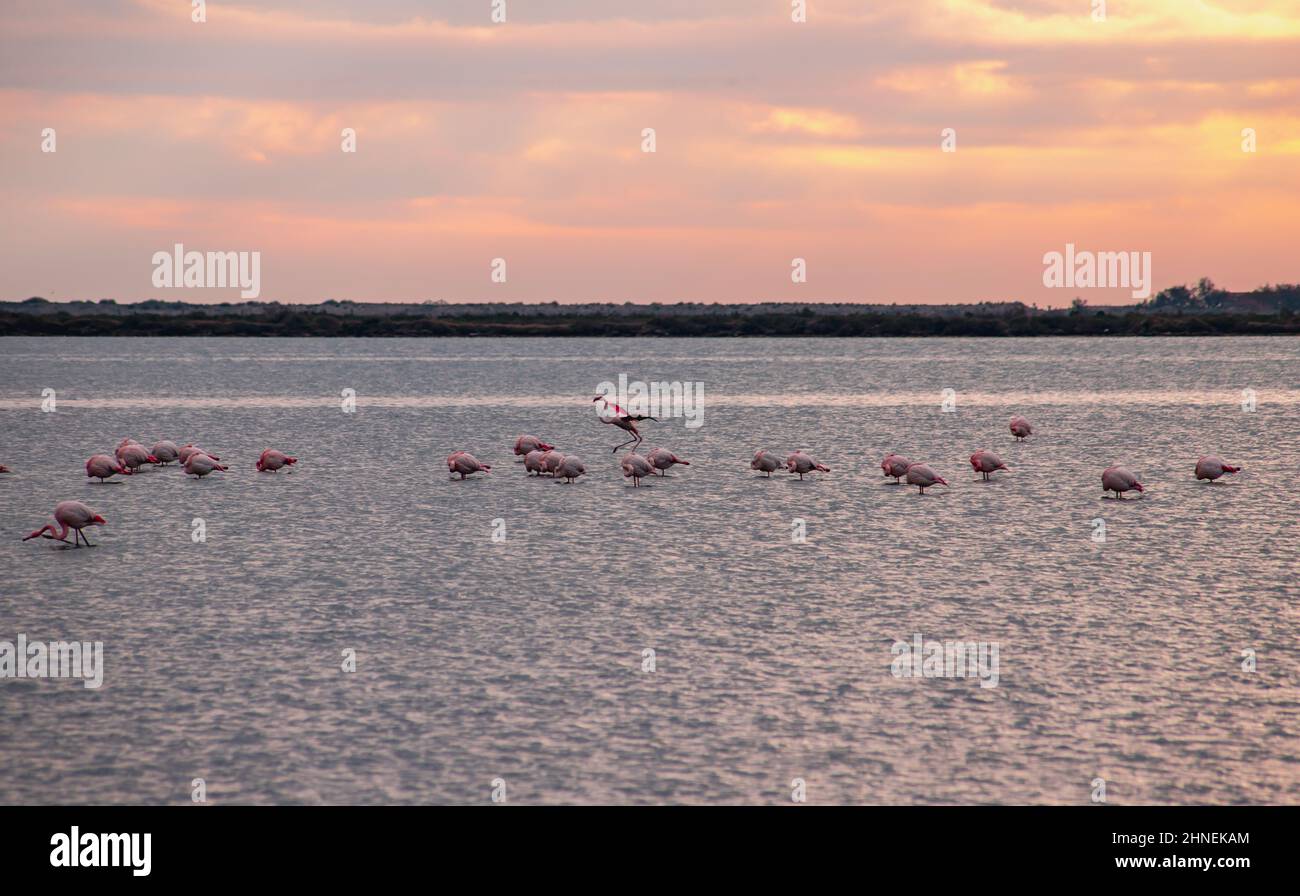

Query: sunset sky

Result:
[1,0,1298,305]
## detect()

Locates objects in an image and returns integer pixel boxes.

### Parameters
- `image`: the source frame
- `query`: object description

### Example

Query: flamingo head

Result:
[91,514,106,525]
[1132,481,1145,492]
[284,456,297,465]
[969,454,981,470]
[255,460,264,471]
[147,455,159,464]
[936,476,949,486]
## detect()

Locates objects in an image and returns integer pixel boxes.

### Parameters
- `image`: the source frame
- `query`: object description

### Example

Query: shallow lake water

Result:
[1,335,1297,804]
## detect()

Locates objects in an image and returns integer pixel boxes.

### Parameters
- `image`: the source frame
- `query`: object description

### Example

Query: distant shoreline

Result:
[4,288,1298,337]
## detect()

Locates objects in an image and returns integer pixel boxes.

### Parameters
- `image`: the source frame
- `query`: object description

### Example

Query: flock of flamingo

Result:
[11,399,1242,549]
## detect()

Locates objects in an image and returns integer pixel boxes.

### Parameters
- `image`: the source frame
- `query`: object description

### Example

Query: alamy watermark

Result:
[152,243,261,298]
[1,634,103,689]
[594,374,704,428]
[890,633,999,688]
[1042,243,1151,300]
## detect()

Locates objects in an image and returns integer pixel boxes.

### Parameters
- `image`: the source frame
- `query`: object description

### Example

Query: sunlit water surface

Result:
[1,336,1297,804]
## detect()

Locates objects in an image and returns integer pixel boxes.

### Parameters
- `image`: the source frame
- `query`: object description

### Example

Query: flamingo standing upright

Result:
[556,455,586,483]
[621,452,654,487]
[592,396,656,453]
[785,451,829,481]
[514,435,554,458]
[86,454,128,482]
[1195,455,1240,481]
[905,462,948,494]
[646,447,689,476]
[1101,465,1144,498]
[23,501,105,547]
[881,453,911,482]
[969,449,1009,481]
[184,453,228,478]
[256,449,298,472]
[1010,415,1032,441]
[751,450,781,477]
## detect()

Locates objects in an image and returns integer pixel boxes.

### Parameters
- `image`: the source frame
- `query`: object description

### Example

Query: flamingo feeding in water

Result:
[969,449,1009,481]
[556,455,586,483]
[151,440,180,465]
[524,449,547,475]
[1101,465,1144,498]
[621,452,653,487]
[540,449,566,477]
[23,501,105,547]
[881,453,911,482]
[646,447,689,476]
[184,453,228,478]
[119,443,158,472]
[256,449,298,472]
[905,462,948,494]
[448,452,491,479]
[514,435,554,458]
[751,450,782,477]
[86,454,128,482]
[1195,455,1240,481]
[592,396,656,453]
[1010,415,1032,441]
[786,451,829,481]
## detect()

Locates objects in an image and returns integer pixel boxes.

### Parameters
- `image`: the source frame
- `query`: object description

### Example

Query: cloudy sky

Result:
[1,0,1297,305]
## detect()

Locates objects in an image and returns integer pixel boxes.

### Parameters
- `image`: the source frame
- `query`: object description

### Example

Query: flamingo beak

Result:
[92,515,106,524]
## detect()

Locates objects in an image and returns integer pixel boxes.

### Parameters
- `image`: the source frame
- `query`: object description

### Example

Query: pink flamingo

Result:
[256,449,298,472]
[786,451,829,481]
[1010,415,1032,441]
[119,443,158,472]
[905,462,948,494]
[184,453,228,478]
[621,452,654,487]
[524,449,548,475]
[556,455,586,483]
[1101,465,1143,498]
[449,452,491,479]
[969,449,1008,481]
[178,445,219,464]
[751,450,781,477]
[86,454,128,482]
[881,453,911,482]
[592,396,656,453]
[151,440,180,465]
[1195,455,1241,481]
[23,501,105,547]
[514,435,554,458]
[646,447,689,476]
[540,449,566,477]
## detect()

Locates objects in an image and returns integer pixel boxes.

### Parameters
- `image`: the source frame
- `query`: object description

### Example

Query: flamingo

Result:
[23,501,105,547]
[178,445,219,464]
[969,449,1009,481]
[621,452,654,487]
[119,443,158,472]
[1101,465,1143,498]
[646,447,689,476]
[449,452,491,479]
[524,449,547,475]
[256,449,298,472]
[513,435,554,458]
[592,396,656,453]
[86,454,128,482]
[540,449,566,477]
[905,462,948,494]
[1195,455,1241,481]
[751,450,782,477]
[151,440,180,465]
[881,453,911,482]
[786,451,829,481]
[1010,415,1032,441]
[184,453,228,478]
[556,455,586,483]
